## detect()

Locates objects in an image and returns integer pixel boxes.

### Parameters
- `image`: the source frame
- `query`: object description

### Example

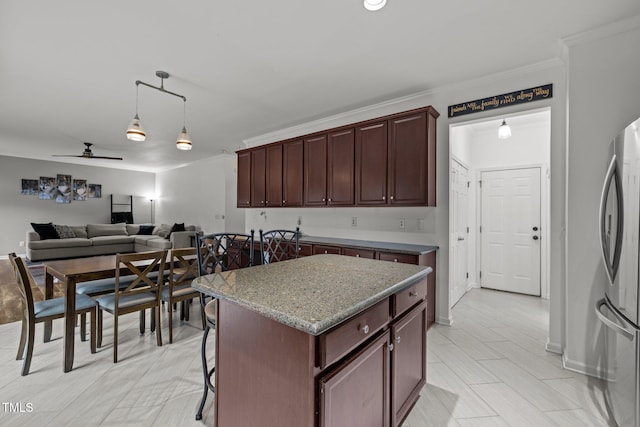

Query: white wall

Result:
[0,155,155,256]
[565,18,640,376]
[242,61,567,332]
[154,154,245,234]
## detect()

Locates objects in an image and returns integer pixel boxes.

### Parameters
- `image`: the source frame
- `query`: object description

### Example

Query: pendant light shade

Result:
[176,126,192,150]
[498,119,512,139]
[126,114,146,142]
[364,0,386,11]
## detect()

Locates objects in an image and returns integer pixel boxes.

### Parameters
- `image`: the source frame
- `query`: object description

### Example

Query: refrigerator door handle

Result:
[595,298,634,341]
[598,155,624,284]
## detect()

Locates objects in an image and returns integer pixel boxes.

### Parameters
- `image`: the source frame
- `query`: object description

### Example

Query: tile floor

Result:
[0,289,613,426]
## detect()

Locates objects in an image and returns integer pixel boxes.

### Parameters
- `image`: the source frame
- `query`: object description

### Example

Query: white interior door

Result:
[450,159,470,307]
[480,167,541,296]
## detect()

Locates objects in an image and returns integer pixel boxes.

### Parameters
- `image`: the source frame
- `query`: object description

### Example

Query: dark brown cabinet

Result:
[319,332,391,427]
[327,128,355,205]
[237,151,251,207]
[356,121,388,205]
[283,140,303,207]
[391,302,427,427]
[341,247,376,259]
[236,105,438,208]
[313,245,341,255]
[304,135,328,206]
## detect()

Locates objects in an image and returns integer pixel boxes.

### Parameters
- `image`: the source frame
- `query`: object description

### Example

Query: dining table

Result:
[44,253,163,372]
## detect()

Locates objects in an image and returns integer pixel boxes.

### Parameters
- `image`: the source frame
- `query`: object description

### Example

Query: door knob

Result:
[533,235,539,240]
[533,226,539,231]
[457,237,465,241]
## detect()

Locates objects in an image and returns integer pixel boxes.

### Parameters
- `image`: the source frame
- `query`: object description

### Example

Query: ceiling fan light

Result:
[126,114,146,142]
[364,0,386,11]
[498,119,512,139]
[176,126,192,150]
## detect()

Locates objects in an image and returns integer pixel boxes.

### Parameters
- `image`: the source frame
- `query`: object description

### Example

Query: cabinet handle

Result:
[382,196,386,200]
[389,343,394,352]
[393,258,398,262]
[282,200,286,204]
[390,195,394,200]
[328,198,332,202]
[360,324,370,334]
[409,290,417,297]
[266,200,269,204]
[396,336,401,344]
[324,250,328,254]
[322,198,326,202]
[355,254,360,258]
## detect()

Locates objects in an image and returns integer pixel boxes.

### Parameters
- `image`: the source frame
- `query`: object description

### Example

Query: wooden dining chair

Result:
[8,253,97,375]
[195,231,255,421]
[95,250,167,363]
[160,247,203,343]
[258,227,300,264]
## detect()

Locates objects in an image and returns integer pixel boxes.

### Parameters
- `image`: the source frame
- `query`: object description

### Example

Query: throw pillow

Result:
[31,222,59,240]
[154,224,172,239]
[54,224,76,239]
[137,225,155,235]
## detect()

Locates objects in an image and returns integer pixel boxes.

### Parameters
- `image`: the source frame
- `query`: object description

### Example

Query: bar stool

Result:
[195,230,254,421]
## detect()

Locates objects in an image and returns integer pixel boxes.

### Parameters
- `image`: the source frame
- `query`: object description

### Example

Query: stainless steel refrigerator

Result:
[596,116,640,427]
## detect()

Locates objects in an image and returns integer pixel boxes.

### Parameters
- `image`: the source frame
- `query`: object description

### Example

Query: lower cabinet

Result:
[319,300,427,427]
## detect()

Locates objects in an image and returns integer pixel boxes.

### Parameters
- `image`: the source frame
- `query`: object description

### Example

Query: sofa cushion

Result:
[29,238,93,250]
[31,222,59,240]
[54,224,76,239]
[134,235,172,249]
[87,223,128,238]
[90,235,135,246]
[126,224,139,235]
[70,225,88,239]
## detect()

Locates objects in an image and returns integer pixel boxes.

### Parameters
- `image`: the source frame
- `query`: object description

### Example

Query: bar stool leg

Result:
[195,320,215,421]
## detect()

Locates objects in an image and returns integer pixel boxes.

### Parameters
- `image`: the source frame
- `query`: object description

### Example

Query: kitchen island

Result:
[192,254,432,427]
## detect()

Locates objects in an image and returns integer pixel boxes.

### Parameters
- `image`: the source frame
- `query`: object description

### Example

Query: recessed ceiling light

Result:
[364,0,386,11]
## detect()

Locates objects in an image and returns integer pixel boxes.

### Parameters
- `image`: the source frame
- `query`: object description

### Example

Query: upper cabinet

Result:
[237,105,439,208]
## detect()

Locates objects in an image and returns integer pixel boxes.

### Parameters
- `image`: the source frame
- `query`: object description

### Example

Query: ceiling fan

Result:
[52,142,123,160]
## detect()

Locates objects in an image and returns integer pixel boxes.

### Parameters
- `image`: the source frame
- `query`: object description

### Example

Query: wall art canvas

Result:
[88,184,102,198]
[21,179,38,195]
[56,174,72,204]
[73,179,87,201]
[39,176,57,200]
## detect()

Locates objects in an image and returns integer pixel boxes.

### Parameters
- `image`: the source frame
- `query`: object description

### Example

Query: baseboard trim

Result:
[545,339,562,354]
[436,315,453,326]
[562,353,611,380]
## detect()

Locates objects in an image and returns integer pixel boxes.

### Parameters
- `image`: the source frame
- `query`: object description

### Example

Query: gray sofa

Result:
[26,223,200,262]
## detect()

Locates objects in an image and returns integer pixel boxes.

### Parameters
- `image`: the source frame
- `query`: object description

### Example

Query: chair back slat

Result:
[8,254,36,319]
[115,250,167,300]
[169,247,199,287]
[259,228,300,264]
[196,231,255,275]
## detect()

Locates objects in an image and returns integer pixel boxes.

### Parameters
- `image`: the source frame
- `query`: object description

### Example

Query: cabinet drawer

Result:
[392,278,427,318]
[319,298,390,369]
[313,245,341,255]
[341,247,376,259]
[298,243,313,257]
[378,252,418,264]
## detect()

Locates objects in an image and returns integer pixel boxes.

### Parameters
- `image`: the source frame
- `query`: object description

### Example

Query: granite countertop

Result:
[191,254,432,336]
[299,235,438,255]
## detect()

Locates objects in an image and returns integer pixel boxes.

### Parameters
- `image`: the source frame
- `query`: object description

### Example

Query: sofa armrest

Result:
[170,230,197,248]
[26,231,40,246]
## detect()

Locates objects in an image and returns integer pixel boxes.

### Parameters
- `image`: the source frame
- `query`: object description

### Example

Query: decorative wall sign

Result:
[21,179,38,195]
[39,176,56,200]
[448,84,553,118]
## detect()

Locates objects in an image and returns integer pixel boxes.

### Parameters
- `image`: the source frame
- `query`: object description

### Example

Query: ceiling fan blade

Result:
[52,154,85,158]
[90,155,124,160]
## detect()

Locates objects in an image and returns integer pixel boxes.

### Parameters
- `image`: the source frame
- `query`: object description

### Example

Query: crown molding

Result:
[562,14,640,47]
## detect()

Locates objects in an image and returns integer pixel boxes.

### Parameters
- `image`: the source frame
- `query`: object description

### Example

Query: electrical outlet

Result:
[297,216,302,226]
[19,241,24,247]
[418,218,424,230]
[399,218,405,229]
[351,217,358,227]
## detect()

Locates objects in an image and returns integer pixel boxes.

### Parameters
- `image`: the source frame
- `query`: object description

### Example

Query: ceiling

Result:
[1,1,638,173]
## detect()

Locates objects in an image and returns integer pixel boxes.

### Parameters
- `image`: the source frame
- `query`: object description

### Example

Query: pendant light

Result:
[498,119,512,139]
[364,0,386,11]
[126,71,193,150]
[126,84,146,142]
[176,99,192,150]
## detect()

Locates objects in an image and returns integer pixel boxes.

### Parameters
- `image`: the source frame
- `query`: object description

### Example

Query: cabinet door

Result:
[265,144,283,207]
[237,151,251,208]
[304,135,328,206]
[283,140,303,207]
[356,121,388,205]
[341,247,376,259]
[327,128,355,205]
[298,243,313,257]
[313,245,341,255]
[251,148,266,207]
[319,332,390,427]
[391,302,426,427]
[388,112,427,206]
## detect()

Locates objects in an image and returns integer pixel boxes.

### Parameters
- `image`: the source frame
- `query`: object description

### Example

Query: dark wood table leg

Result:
[64,277,76,372]
[44,268,54,342]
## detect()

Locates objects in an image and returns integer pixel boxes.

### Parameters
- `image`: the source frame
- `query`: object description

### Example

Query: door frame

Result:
[477,164,550,299]
[449,155,472,308]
